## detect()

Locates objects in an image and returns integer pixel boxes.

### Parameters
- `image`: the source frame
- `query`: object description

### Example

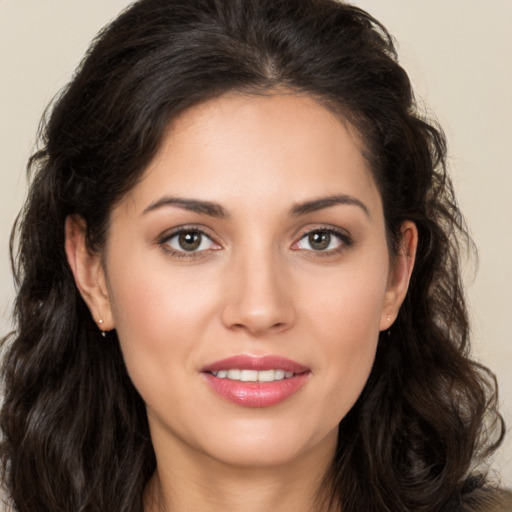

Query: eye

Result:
[294,228,349,252]
[161,229,220,254]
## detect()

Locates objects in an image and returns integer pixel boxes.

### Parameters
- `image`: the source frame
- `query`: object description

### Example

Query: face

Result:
[69,93,415,471]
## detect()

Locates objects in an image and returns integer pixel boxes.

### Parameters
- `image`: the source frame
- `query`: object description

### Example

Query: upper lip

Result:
[202,355,309,374]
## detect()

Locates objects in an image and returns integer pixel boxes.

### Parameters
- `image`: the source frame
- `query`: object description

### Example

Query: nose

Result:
[221,249,296,337]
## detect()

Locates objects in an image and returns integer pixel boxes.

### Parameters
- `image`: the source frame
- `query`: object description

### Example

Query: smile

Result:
[202,355,310,407]
[210,369,295,382]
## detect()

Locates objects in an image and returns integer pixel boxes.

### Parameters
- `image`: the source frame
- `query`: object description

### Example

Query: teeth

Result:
[226,369,241,380]
[240,369,258,381]
[258,370,276,382]
[211,369,296,382]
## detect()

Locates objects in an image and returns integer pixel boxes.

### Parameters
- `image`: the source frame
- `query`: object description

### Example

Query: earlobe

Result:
[380,221,418,331]
[64,215,114,332]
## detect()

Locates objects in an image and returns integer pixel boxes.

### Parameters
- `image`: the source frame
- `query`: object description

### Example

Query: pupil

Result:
[178,232,201,251]
[309,231,330,250]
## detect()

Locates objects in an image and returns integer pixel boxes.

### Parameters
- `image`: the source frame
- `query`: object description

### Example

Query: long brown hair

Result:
[1,1,504,511]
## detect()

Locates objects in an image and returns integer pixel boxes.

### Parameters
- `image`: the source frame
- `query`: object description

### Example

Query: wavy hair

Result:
[1,1,505,511]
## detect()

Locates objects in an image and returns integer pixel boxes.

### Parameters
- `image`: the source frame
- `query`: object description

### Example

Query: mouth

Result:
[202,355,310,407]
[209,369,296,382]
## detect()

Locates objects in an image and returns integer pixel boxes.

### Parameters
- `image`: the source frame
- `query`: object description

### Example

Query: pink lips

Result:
[202,355,310,408]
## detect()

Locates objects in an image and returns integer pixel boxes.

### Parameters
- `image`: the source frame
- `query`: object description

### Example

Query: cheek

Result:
[303,252,389,339]
[107,252,218,343]
[311,307,380,431]
[301,256,388,411]
[321,289,381,385]
[104,251,221,395]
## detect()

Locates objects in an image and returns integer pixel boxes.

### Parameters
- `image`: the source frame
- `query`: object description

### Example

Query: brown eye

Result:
[163,230,218,254]
[308,231,331,251]
[294,229,348,252]
[178,232,202,251]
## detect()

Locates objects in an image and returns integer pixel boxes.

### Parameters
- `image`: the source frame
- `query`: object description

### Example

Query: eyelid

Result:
[158,225,222,257]
[156,224,352,258]
[291,225,353,253]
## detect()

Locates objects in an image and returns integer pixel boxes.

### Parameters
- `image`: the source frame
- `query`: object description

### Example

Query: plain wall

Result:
[1,0,510,485]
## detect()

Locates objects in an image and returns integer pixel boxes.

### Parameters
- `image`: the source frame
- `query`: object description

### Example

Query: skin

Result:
[66,93,417,512]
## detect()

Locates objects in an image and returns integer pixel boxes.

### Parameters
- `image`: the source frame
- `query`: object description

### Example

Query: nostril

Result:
[220,286,296,335]
[228,320,290,336]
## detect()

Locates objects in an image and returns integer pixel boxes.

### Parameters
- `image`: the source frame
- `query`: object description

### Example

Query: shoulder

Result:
[460,487,512,512]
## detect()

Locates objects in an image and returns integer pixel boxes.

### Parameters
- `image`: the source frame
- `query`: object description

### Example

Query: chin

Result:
[187,415,339,470]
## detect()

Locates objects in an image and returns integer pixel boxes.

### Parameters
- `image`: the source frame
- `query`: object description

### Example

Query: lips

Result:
[210,368,295,382]
[202,355,310,407]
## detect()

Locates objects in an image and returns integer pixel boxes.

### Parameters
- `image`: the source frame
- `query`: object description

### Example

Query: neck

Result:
[144,440,339,512]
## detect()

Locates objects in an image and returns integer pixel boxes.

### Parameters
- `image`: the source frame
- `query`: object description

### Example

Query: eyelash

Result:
[158,225,352,259]
[294,226,352,256]
[158,226,220,259]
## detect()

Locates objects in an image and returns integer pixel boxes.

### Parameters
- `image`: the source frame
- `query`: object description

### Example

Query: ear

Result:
[64,215,115,332]
[380,221,418,331]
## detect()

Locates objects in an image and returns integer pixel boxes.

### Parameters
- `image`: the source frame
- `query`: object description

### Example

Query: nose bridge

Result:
[221,241,295,335]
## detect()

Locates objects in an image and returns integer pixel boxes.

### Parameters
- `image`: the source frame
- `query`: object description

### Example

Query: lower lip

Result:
[203,373,310,408]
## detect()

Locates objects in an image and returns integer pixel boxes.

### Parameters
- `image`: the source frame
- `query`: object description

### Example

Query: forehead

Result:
[118,92,381,217]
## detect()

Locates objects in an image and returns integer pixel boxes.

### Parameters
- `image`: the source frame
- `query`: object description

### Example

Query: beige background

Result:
[1,0,510,485]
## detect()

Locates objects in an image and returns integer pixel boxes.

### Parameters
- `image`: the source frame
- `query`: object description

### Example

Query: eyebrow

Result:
[142,193,369,219]
[142,196,228,218]
[289,194,370,218]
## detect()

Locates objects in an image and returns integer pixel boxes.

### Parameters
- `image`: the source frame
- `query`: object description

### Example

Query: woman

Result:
[0,0,509,511]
